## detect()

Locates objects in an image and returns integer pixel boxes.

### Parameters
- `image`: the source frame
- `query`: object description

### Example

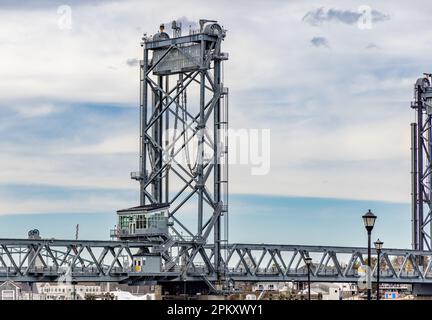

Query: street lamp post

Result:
[362,209,377,301]
[374,239,383,301]
[305,257,312,300]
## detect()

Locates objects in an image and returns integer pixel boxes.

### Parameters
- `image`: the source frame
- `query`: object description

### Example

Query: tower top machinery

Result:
[116,19,229,283]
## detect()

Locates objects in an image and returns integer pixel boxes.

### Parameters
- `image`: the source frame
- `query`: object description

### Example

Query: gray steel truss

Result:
[1,238,432,285]
[130,22,229,282]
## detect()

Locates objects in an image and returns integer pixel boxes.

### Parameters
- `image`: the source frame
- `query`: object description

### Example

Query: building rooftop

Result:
[117,203,169,214]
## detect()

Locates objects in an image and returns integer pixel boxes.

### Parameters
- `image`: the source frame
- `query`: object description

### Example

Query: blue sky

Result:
[0,193,410,249]
[0,0,430,250]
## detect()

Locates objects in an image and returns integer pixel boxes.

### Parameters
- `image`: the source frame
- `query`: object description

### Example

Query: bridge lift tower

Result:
[116,19,230,291]
[411,75,432,252]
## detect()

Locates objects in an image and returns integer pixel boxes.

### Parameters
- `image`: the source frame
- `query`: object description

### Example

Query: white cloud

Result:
[0,196,128,216]
[302,7,390,26]
[1,0,432,215]
[66,134,138,154]
[12,103,58,118]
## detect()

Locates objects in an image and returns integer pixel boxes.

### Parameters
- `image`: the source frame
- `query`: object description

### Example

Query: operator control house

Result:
[116,203,170,240]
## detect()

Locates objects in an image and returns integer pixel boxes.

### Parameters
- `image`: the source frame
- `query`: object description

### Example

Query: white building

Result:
[321,284,342,300]
[311,283,357,300]
[0,280,37,300]
[37,283,101,300]
[252,282,295,292]
[338,283,358,294]
[0,281,22,300]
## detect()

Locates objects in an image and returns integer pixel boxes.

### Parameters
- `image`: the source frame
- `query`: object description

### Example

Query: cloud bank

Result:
[0,0,430,215]
[302,7,390,26]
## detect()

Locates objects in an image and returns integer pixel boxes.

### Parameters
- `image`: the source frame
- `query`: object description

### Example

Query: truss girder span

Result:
[1,239,432,284]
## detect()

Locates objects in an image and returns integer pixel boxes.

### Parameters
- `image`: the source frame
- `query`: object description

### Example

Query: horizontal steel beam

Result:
[144,34,217,50]
[216,243,420,255]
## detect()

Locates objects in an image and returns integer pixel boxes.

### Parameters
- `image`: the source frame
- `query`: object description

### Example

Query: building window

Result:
[136,215,147,229]
[120,216,131,228]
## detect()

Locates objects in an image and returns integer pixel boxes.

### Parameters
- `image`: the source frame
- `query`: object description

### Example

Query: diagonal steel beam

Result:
[86,246,105,275]
[1,245,22,275]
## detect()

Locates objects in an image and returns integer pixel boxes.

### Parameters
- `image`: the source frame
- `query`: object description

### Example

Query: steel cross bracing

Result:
[1,239,432,284]
[129,23,229,281]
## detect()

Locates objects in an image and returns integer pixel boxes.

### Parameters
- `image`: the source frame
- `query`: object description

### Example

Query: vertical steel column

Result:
[152,75,163,203]
[213,47,222,278]
[411,122,418,249]
[159,76,164,203]
[417,84,424,251]
[140,48,149,206]
[197,40,205,237]
[165,76,170,204]
[429,114,432,246]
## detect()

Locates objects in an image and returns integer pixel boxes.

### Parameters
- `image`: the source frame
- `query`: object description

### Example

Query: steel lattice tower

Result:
[129,20,229,280]
[411,75,432,251]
